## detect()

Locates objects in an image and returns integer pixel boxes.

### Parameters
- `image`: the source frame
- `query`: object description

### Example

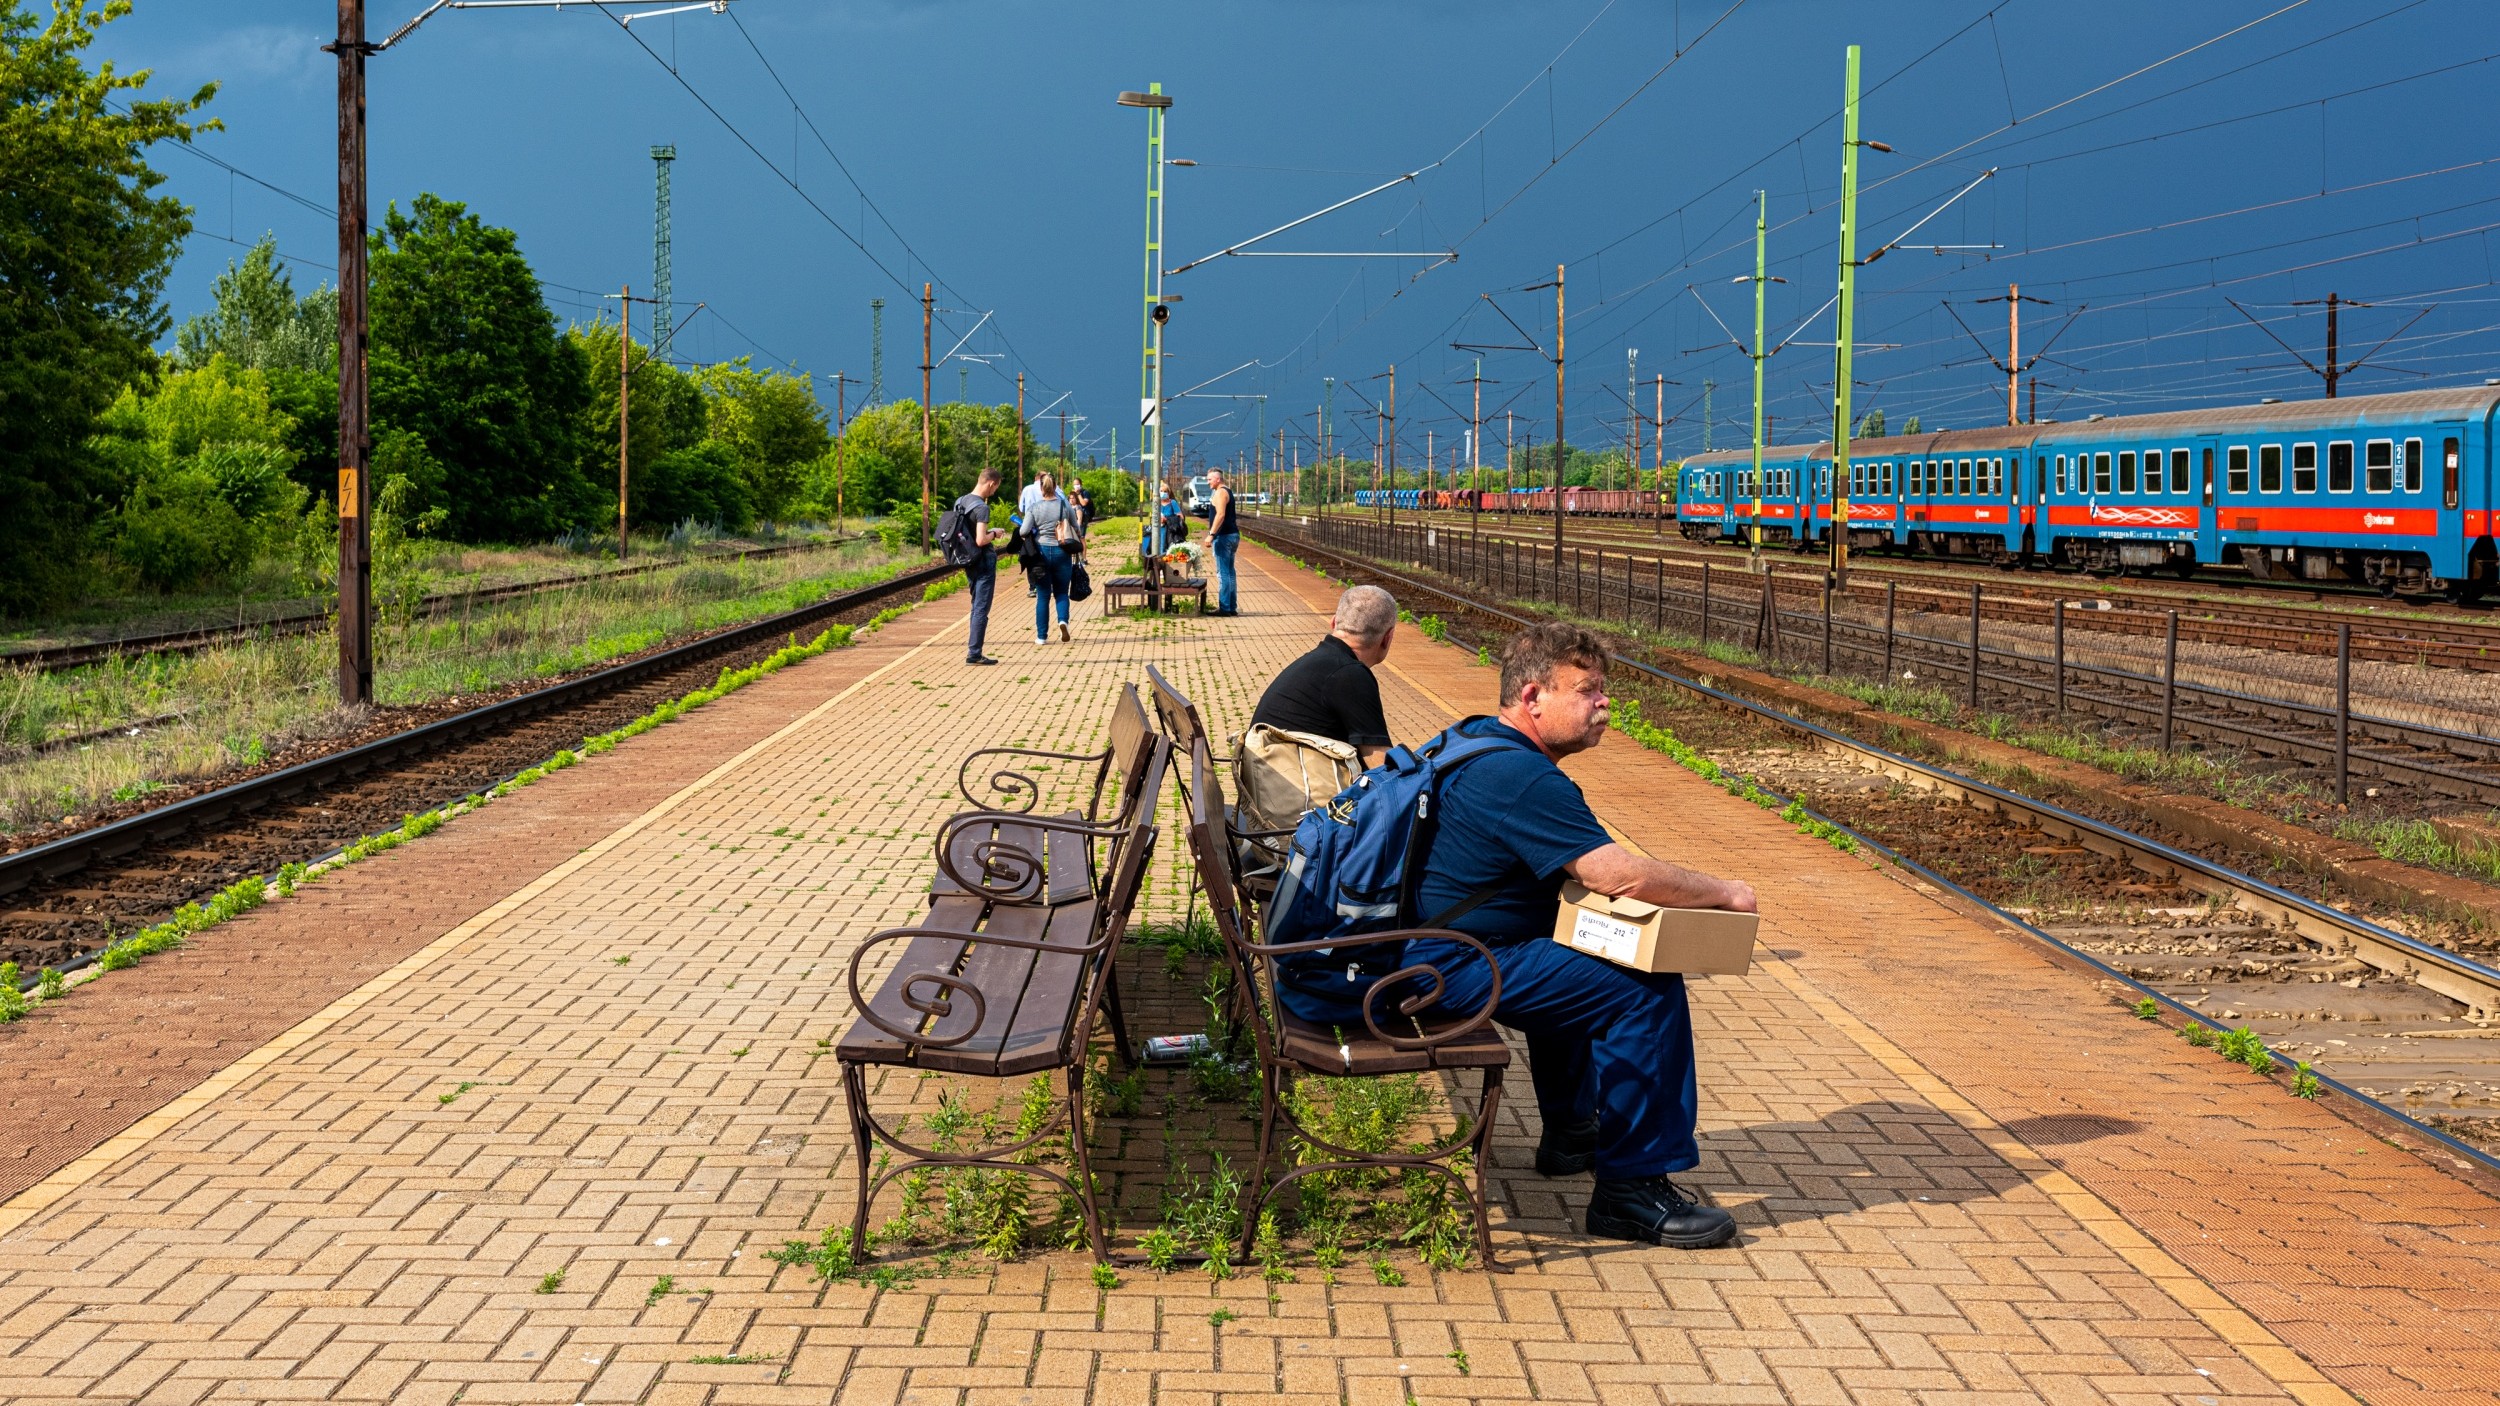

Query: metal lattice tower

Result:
[869,299,885,405]
[649,145,676,356]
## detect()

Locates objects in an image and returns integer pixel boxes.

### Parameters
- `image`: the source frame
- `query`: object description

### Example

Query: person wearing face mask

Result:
[1405,622,1757,1251]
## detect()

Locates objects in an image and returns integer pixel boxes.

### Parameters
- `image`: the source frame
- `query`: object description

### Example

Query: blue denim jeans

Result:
[1212,533,1239,612]
[1412,935,1699,1180]
[1033,543,1073,636]
[963,561,995,659]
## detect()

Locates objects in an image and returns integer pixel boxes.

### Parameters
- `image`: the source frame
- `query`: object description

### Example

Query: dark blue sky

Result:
[102,0,2500,471]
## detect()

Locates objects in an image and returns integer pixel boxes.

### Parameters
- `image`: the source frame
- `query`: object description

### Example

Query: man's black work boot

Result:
[1585,1177,1737,1249]
[1534,1117,1599,1177]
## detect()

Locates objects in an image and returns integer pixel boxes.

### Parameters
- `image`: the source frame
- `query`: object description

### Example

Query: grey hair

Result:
[1332,585,1397,644]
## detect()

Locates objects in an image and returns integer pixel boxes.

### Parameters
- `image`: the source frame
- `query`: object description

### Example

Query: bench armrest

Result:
[846,923,1117,1050]
[934,810,1130,904]
[957,745,1114,814]
[1237,927,1503,1052]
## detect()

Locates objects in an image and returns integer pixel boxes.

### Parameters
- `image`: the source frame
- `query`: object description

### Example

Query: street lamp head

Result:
[1857,139,1894,153]
[1116,91,1173,108]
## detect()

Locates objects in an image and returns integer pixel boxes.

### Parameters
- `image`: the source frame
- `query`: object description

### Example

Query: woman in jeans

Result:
[1025,474,1083,643]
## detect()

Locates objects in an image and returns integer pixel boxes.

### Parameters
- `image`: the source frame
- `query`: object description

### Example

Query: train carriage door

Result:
[2434,421,2471,582]
[2196,437,2221,565]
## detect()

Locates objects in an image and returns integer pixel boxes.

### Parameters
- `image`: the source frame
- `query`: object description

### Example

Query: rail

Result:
[1246,518,2500,1175]
[1,535,863,675]
[0,558,954,899]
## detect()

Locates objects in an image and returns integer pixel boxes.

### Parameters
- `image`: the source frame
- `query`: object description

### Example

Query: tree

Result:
[173,234,334,373]
[1856,407,1886,439]
[0,0,216,613]
[367,193,593,542]
[638,439,753,533]
[568,319,706,533]
[694,360,826,520]
[1900,415,1922,435]
[89,355,305,592]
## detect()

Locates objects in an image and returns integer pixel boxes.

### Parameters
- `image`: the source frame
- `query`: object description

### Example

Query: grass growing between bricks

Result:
[0,585,944,1018]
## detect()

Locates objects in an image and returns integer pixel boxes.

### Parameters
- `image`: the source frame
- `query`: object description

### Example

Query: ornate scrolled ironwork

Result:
[933,811,1135,906]
[955,745,1112,814]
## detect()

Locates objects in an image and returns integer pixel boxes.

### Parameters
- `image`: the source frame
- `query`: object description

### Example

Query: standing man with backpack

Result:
[939,467,1005,666]
[1268,621,1755,1249]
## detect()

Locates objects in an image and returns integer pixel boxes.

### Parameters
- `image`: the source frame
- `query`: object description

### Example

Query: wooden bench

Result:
[1102,555,1208,615]
[1180,736,1511,1269]
[939,683,1160,908]
[836,728,1170,1265]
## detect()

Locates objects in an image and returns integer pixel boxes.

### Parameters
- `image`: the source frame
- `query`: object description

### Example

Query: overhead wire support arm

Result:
[377,0,731,51]
[1163,170,1440,276]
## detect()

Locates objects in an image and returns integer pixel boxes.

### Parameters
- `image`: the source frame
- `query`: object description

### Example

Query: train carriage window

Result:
[2094,452,2112,495]
[2145,451,2162,496]
[2170,448,2190,495]
[2366,440,2394,494]
[2228,447,2250,494]
[2035,456,2048,500]
[2119,451,2137,494]
[2403,438,2422,494]
[2260,445,2282,493]
[1992,457,2005,494]
[2329,441,2354,493]
[2444,437,2461,509]
[2055,454,2068,493]
[2292,443,2317,494]
[1885,461,1896,494]
[1956,458,1970,495]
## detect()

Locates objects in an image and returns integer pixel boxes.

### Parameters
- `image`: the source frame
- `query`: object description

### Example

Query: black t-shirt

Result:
[1250,635,1390,749]
[1210,487,1238,538]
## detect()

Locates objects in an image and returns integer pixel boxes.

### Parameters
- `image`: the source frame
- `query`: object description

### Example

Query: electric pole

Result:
[331,0,373,707]
[1626,347,1639,497]
[1749,192,1769,566]
[1831,42,1862,593]
[827,371,859,527]
[649,145,676,355]
[617,284,631,557]
[1386,364,1397,529]
[1471,358,1483,533]
[1015,371,1026,493]
[1656,373,1668,534]
[1553,264,1566,574]
[919,282,933,551]
[1976,284,2052,425]
[870,298,884,405]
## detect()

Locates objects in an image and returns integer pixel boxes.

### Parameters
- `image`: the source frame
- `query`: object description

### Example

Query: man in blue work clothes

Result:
[1411,621,1756,1247]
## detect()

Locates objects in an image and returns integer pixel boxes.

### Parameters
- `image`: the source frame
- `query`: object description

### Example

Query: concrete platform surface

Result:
[0,541,2490,1406]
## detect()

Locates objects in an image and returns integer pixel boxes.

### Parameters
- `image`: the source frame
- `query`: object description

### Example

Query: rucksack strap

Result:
[1422,882,1504,931]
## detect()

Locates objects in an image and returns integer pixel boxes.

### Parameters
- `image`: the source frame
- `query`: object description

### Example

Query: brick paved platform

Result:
[1,544,2493,1405]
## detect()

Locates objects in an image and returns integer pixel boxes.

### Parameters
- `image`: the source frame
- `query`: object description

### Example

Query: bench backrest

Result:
[1144,664,1211,760]
[1102,684,1156,825]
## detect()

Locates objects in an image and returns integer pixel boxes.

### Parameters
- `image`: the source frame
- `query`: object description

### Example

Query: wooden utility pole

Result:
[618,285,631,558]
[332,0,372,707]
[1976,283,2051,426]
[828,371,859,528]
[1655,373,1666,533]
[1015,371,1026,491]
[919,282,933,550]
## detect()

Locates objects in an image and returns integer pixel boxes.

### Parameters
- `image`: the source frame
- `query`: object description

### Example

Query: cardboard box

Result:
[1551,881,1759,975]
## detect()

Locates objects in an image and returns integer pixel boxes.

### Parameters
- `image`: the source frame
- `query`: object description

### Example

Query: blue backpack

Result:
[1264,720,1528,1025]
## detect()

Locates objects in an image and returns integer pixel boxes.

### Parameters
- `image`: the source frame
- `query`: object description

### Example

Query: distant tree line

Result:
[0,0,1112,618]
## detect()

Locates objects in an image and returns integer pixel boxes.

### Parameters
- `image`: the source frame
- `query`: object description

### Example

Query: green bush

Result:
[114,466,258,590]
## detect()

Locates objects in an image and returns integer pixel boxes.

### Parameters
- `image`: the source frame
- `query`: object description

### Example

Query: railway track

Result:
[1246,520,2500,1168]
[0,559,952,975]
[1284,513,2500,803]
[1296,509,2500,670]
[0,535,858,675]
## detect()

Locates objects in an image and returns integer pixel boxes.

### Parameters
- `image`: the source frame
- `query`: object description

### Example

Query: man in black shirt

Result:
[1249,584,1397,766]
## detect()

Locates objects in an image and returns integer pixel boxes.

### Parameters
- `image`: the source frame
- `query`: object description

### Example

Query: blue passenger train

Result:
[1672,386,2500,598]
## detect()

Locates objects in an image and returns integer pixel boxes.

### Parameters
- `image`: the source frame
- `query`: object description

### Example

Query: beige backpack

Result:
[1232,723,1360,837]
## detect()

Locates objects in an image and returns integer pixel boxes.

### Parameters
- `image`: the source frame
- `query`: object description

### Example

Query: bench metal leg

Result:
[1100,969,1136,1069]
[841,1061,876,1254]
[1062,1064,1109,1263]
